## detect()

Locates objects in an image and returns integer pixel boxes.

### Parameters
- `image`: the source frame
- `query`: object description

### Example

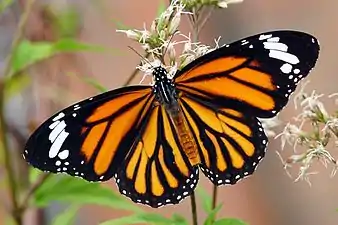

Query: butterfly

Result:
[24,30,319,208]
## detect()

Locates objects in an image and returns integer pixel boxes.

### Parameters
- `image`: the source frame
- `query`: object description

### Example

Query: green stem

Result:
[211,184,218,223]
[190,191,198,225]
[3,0,36,78]
[0,0,36,224]
[212,184,218,209]
[18,173,51,212]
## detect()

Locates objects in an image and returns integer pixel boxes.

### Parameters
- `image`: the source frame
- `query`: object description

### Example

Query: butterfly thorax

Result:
[152,66,179,116]
[152,67,200,165]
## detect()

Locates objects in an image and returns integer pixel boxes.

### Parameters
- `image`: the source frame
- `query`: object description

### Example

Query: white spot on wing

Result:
[263,42,288,52]
[49,121,67,142]
[58,150,69,159]
[259,34,272,40]
[52,113,65,122]
[49,121,60,129]
[267,37,280,42]
[280,63,292,74]
[241,40,249,45]
[49,131,69,158]
[269,50,300,64]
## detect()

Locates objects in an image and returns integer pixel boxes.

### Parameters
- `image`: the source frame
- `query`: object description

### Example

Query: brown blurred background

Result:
[1,0,338,225]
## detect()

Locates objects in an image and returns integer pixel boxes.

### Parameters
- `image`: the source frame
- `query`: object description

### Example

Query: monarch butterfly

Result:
[24,30,319,207]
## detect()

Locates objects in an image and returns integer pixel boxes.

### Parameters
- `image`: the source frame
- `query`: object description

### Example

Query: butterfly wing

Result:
[115,104,199,207]
[24,85,154,182]
[179,95,266,185]
[175,30,320,118]
[175,30,319,184]
[25,84,198,207]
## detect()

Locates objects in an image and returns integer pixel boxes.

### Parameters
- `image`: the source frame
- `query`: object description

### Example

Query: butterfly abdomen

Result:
[171,111,200,166]
[152,66,201,166]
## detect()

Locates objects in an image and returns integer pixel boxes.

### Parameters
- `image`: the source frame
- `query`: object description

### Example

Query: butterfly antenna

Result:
[162,30,179,58]
[128,46,154,69]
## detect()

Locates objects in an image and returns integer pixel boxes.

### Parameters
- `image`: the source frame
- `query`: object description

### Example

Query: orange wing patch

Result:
[87,89,150,123]
[180,96,267,185]
[77,88,154,178]
[114,105,199,207]
[82,95,152,176]
[175,56,280,113]
[158,147,178,188]
[81,122,108,161]
[229,68,275,91]
[176,57,247,82]
[221,109,243,118]
[181,76,275,111]
[221,137,245,169]
[134,150,148,194]
[151,161,164,196]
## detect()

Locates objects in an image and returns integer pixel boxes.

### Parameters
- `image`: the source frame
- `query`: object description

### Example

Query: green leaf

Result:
[0,0,13,14]
[81,77,108,93]
[51,205,79,225]
[0,139,3,165]
[29,167,44,184]
[11,39,111,76]
[171,214,189,225]
[196,185,212,213]
[4,215,15,225]
[66,72,108,93]
[11,40,53,76]
[204,204,223,225]
[33,174,142,213]
[4,73,31,101]
[100,213,175,225]
[213,218,249,225]
[52,39,107,53]
[51,7,81,38]
[157,0,167,17]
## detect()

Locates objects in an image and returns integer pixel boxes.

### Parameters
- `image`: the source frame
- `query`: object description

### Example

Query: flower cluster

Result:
[117,0,185,61]
[118,0,243,83]
[276,81,338,185]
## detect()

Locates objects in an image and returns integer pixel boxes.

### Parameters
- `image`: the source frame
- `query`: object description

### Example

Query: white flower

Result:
[168,11,181,34]
[217,0,244,8]
[300,91,328,119]
[116,29,140,41]
[259,117,281,137]
[275,123,306,151]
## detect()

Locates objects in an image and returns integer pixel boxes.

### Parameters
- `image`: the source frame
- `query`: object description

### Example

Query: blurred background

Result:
[0,0,337,225]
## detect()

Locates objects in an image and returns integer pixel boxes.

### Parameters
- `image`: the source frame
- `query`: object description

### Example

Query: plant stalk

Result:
[212,184,218,209]
[190,192,198,225]
[0,0,36,224]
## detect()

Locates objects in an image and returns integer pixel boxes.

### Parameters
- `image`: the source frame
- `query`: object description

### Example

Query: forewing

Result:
[175,30,319,118]
[24,85,154,182]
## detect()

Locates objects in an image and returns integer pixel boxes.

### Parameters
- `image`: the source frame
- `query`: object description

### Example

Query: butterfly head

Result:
[152,66,169,81]
[152,66,178,112]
